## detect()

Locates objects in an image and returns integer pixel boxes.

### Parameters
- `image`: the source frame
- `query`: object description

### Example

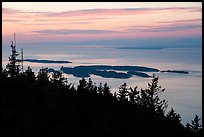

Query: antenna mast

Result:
[21,48,24,72]
[14,33,16,48]
[13,33,24,72]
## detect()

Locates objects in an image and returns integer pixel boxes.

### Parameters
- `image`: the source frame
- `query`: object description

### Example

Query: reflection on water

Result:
[2,44,202,125]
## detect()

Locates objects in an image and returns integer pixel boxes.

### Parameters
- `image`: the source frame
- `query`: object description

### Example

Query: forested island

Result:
[48,65,189,79]
[24,59,72,64]
[23,57,189,79]
[59,65,157,78]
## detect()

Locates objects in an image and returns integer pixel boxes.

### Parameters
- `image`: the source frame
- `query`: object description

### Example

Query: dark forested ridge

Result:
[2,66,202,136]
[1,46,202,136]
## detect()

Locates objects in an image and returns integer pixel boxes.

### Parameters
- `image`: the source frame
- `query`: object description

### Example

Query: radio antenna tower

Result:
[13,33,24,72]
[14,33,16,47]
[21,48,24,72]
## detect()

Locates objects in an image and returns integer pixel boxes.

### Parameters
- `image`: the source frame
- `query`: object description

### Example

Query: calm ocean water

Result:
[2,43,202,125]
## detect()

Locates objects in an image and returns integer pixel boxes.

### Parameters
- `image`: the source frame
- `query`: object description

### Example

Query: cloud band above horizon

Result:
[2,2,202,46]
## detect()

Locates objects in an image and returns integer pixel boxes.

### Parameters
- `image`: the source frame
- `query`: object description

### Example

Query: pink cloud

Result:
[3,7,201,18]
[159,19,202,24]
[2,6,202,43]
[2,8,21,14]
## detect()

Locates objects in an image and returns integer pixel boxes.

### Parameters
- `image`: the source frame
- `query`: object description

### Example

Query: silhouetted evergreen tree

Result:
[24,66,36,84]
[140,74,168,114]
[97,83,103,95]
[36,67,49,86]
[77,78,88,92]
[128,86,140,104]
[6,41,20,77]
[51,70,67,89]
[86,78,97,93]
[186,115,202,136]
[2,67,8,78]
[103,83,111,97]
[166,108,182,124]
[117,83,129,102]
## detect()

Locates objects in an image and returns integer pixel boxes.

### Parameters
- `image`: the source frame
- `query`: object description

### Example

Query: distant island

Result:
[160,70,189,74]
[52,65,159,79]
[24,59,72,64]
[22,60,190,76]
[48,65,190,79]
[117,47,162,50]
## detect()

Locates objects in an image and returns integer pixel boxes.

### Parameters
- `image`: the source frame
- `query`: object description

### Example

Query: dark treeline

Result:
[2,66,202,136]
[1,48,202,136]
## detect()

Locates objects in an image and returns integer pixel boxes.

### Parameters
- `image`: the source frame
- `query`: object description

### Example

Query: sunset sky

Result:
[2,3,202,126]
[2,2,202,47]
